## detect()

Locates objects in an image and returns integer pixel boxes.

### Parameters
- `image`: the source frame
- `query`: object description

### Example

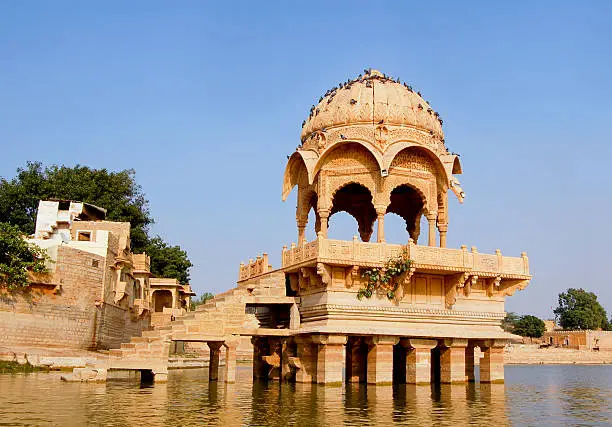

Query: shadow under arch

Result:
[386,183,426,244]
[329,182,377,242]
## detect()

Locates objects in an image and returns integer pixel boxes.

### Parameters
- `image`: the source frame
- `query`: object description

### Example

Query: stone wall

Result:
[0,245,149,351]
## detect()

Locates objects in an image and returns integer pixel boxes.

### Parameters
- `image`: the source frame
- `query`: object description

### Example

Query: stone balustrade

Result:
[281,237,529,277]
[239,253,273,281]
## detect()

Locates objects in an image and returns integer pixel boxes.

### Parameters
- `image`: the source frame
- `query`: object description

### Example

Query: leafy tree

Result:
[0,162,191,284]
[0,222,48,290]
[190,292,215,311]
[146,237,193,285]
[553,288,609,330]
[513,315,546,339]
[501,311,520,332]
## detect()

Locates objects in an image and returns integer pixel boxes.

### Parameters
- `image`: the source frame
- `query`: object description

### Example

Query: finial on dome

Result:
[365,69,384,79]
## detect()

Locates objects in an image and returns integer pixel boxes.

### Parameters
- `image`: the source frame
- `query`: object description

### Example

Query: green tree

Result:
[0,222,48,290]
[146,237,193,285]
[513,315,546,339]
[553,288,609,330]
[0,162,191,284]
[190,292,215,311]
[501,311,520,332]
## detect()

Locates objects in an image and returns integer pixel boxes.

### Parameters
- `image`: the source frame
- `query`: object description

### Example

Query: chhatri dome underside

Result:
[101,69,531,387]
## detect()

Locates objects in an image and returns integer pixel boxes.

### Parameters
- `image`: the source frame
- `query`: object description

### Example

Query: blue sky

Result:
[1,1,610,318]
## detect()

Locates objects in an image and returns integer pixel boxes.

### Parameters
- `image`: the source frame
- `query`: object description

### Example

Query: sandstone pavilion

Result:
[75,69,531,385]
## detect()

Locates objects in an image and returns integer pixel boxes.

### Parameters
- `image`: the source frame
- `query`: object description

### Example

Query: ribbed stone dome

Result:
[301,70,444,142]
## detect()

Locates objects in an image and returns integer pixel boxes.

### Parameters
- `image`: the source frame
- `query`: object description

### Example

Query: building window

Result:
[92,259,99,268]
[77,231,92,241]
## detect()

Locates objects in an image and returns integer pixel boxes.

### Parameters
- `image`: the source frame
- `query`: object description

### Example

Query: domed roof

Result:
[301,69,444,142]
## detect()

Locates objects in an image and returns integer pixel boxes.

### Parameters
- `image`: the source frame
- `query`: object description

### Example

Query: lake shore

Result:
[502,343,612,365]
[2,343,611,371]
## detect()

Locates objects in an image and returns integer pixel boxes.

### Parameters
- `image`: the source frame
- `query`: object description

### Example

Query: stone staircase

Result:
[105,270,287,371]
[62,269,289,382]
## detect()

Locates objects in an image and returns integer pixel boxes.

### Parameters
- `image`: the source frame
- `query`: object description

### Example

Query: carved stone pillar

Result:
[313,334,347,384]
[318,209,330,239]
[223,340,238,383]
[376,208,386,243]
[295,336,317,383]
[438,223,448,248]
[427,214,436,247]
[366,336,399,384]
[401,338,437,384]
[440,338,468,383]
[297,220,307,246]
[208,342,223,382]
[347,337,366,383]
[479,340,505,383]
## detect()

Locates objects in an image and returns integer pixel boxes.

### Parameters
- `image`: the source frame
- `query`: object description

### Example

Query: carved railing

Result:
[239,253,273,281]
[281,237,530,276]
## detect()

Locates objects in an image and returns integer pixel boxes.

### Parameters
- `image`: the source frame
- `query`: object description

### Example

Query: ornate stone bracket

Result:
[394,266,416,303]
[345,265,360,288]
[445,272,469,309]
[316,262,332,286]
[463,275,478,297]
[486,276,502,297]
[499,279,530,296]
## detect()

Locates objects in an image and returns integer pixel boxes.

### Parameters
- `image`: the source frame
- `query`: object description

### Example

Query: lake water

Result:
[0,365,611,426]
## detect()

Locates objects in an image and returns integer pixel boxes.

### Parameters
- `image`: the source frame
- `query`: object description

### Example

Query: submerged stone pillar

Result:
[313,334,347,385]
[208,342,223,382]
[223,340,238,383]
[479,340,505,383]
[251,337,267,380]
[465,342,476,382]
[347,337,366,383]
[401,338,437,384]
[295,336,317,383]
[366,336,399,385]
[440,338,468,383]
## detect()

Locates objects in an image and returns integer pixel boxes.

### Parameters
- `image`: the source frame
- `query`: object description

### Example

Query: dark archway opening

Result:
[330,183,376,242]
[387,185,425,244]
[393,343,406,384]
[153,290,173,313]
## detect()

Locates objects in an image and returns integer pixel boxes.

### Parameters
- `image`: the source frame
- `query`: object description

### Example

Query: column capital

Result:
[366,335,399,346]
[442,338,469,348]
[476,339,507,349]
[208,341,224,351]
[400,338,438,350]
[311,334,347,346]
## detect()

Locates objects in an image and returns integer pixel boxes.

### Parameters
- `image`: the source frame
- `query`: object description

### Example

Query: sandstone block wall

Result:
[0,245,149,351]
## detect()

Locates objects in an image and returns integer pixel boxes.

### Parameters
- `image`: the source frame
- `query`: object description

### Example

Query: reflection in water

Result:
[0,365,610,426]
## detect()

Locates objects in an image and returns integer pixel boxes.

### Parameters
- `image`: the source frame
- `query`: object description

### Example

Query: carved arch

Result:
[282,150,319,201]
[312,139,384,179]
[382,141,450,185]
